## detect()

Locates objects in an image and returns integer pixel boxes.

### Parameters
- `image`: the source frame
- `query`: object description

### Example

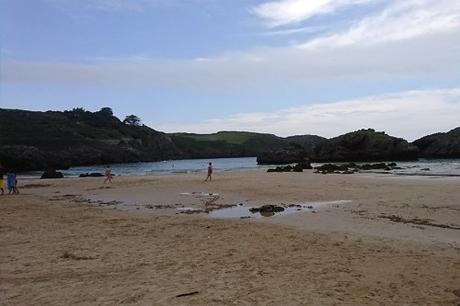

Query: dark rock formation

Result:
[315,164,349,172]
[257,144,309,165]
[79,172,104,177]
[284,135,327,156]
[292,164,304,172]
[267,165,293,172]
[314,162,398,174]
[41,169,64,179]
[267,161,312,173]
[413,127,460,158]
[312,129,419,162]
[0,108,181,171]
[297,161,313,169]
[249,205,285,214]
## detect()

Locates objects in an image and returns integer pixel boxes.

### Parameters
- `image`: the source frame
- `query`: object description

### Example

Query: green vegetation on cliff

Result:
[413,127,460,158]
[0,108,180,170]
[169,131,287,158]
[3,107,455,171]
[169,131,326,159]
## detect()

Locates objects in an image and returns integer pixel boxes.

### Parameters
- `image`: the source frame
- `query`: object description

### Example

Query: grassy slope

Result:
[170,131,281,145]
[169,131,326,159]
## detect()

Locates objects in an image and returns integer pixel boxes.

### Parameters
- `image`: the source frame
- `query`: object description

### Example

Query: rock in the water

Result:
[292,164,304,172]
[360,163,388,170]
[314,162,398,174]
[315,164,347,172]
[41,169,64,179]
[267,165,293,172]
[297,161,312,169]
[249,205,285,214]
[267,161,312,173]
[79,172,104,177]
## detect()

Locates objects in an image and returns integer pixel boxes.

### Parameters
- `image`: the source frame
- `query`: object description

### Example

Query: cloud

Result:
[156,88,460,141]
[3,27,459,89]
[252,0,377,27]
[300,0,460,48]
[258,25,327,36]
[2,0,459,96]
[4,1,459,89]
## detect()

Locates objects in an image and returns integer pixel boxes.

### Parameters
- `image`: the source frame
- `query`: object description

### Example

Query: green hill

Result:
[413,127,460,158]
[169,131,326,159]
[0,108,180,171]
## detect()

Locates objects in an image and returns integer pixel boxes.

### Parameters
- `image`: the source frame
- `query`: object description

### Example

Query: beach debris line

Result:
[49,194,122,206]
[145,204,174,209]
[60,251,96,261]
[22,183,51,188]
[379,215,460,230]
[175,291,199,298]
[177,203,238,215]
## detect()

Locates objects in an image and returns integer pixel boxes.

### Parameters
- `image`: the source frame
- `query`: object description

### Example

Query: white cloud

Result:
[259,25,327,36]
[252,0,376,27]
[157,88,460,141]
[5,1,459,89]
[300,0,460,48]
[3,26,459,88]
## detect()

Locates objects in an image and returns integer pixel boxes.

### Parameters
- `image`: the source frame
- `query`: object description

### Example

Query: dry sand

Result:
[1,170,459,305]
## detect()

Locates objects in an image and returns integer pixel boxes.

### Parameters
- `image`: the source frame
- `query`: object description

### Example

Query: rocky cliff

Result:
[413,127,460,158]
[311,129,419,162]
[0,108,181,171]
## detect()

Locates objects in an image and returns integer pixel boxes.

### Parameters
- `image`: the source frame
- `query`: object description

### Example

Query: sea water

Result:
[18,157,460,178]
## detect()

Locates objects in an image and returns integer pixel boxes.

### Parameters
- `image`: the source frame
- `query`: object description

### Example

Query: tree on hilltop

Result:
[123,115,142,126]
[98,107,113,117]
[71,107,87,113]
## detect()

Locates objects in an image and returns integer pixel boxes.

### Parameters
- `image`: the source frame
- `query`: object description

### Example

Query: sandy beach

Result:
[1,170,459,305]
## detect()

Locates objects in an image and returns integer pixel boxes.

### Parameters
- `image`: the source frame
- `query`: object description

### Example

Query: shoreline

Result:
[15,157,460,180]
[2,170,460,304]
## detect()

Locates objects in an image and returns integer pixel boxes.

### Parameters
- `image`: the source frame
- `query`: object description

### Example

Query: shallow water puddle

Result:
[209,200,351,219]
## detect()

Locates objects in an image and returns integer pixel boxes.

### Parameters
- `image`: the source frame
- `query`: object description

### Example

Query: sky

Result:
[1,0,459,141]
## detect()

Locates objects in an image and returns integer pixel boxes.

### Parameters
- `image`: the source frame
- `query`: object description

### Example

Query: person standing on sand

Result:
[204,162,213,182]
[0,172,4,195]
[6,171,18,195]
[104,166,113,184]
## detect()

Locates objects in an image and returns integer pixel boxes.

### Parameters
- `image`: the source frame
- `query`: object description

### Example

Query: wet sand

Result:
[1,170,459,305]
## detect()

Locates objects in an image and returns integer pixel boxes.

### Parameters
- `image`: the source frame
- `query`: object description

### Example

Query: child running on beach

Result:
[104,166,113,184]
[204,162,213,182]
